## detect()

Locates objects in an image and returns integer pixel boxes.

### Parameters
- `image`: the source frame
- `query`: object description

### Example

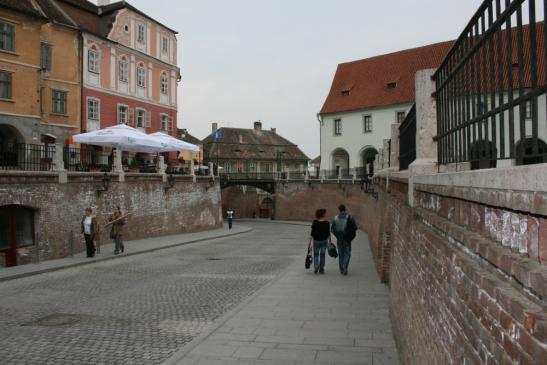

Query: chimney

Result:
[97,0,111,6]
[254,121,262,131]
[212,122,218,133]
[270,128,276,134]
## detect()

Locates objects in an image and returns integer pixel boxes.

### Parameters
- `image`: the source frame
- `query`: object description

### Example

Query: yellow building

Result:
[0,0,80,149]
[177,128,203,170]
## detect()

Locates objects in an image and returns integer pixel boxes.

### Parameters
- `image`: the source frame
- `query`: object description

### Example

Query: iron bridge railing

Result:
[399,104,417,170]
[434,0,547,169]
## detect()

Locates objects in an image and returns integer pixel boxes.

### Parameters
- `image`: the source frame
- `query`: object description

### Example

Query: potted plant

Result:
[128,157,140,173]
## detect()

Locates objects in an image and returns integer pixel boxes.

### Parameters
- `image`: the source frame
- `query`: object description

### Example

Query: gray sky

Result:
[126,0,482,158]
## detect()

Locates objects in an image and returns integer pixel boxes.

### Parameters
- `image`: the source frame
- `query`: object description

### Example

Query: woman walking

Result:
[81,207,97,258]
[310,208,331,274]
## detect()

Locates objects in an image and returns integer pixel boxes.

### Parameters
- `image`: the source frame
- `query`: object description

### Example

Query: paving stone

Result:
[260,348,317,362]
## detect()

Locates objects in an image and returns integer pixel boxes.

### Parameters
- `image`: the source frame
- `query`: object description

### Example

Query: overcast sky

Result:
[124,0,482,158]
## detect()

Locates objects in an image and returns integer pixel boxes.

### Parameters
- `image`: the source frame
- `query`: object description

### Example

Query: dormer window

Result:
[341,90,350,96]
[387,82,397,89]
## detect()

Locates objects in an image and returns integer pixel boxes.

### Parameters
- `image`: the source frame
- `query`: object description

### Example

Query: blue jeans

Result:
[313,240,328,272]
[338,240,352,269]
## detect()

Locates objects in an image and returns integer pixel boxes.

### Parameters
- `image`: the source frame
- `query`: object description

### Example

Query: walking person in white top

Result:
[81,207,98,258]
[226,208,234,229]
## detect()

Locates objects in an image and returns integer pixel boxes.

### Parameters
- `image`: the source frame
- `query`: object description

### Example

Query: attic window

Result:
[387,82,397,89]
[234,149,242,153]
[341,90,350,96]
[124,25,129,32]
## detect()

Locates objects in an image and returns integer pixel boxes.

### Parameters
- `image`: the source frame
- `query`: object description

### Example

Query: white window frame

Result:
[118,104,129,124]
[334,118,342,136]
[87,97,100,121]
[396,111,406,123]
[160,113,169,132]
[137,24,145,44]
[160,73,168,95]
[136,108,146,128]
[137,66,146,88]
[363,115,373,134]
[88,49,100,74]
[119,58,128,83]
[162,36,168,54]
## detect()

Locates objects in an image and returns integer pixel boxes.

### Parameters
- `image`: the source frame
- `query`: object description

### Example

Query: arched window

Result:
[88,45,100,73]
[160,73,168,95]
[119,56,128,82]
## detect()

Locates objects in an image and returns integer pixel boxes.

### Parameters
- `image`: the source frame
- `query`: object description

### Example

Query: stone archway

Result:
[0,124,25,169]
[361,147,378,176]
[331,148,349,176]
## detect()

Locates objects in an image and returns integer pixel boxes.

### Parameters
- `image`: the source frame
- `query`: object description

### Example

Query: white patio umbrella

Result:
[73,124,169,152]
[149,132,200,153]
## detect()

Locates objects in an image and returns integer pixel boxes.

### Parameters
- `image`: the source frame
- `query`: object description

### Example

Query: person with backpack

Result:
[331,204,357,275]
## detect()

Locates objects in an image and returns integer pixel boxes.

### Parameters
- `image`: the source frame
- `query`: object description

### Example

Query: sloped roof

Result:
[203,127,309,161]
[320,41,454,115]
[311,156,320,165]
[177,129,202,145]
[0,0,47,20]
[35,0,77,27]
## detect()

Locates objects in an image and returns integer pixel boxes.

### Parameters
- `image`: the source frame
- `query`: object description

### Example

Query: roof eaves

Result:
[100,1,178,34]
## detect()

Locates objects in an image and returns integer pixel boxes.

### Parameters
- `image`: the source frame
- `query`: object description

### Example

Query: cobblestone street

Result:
[0,222,301,364]
[0,221,398,365]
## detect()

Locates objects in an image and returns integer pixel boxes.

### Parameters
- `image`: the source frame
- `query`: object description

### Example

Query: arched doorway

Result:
[361,147,378,176]
[0,205,35,267]
[331,148,349,177]
[260,197,274,218]
[516,137,547,165]
[0,124,24,169]
[469,140,497,170]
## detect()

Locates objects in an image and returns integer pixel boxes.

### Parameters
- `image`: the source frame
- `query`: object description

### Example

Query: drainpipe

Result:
[316,112,322,173]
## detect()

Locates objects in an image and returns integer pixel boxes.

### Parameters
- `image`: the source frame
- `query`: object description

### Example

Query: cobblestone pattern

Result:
[0,223,303,365]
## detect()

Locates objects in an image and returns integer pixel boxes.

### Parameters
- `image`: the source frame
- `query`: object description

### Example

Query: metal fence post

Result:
[69,231,74,258]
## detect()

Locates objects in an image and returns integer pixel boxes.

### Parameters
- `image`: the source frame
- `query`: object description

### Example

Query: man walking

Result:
[331,204,357,275]
[226,208,234,229]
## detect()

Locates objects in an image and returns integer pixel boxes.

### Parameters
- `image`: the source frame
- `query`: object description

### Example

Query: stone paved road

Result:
[0,222,302,365]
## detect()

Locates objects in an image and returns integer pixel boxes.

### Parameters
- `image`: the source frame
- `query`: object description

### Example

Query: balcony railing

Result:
[0,143,55,171]
[63,146,110,172]
[434,0,547,169]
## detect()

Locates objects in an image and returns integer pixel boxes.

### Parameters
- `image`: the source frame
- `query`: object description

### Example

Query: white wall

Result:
[320,102,413,169]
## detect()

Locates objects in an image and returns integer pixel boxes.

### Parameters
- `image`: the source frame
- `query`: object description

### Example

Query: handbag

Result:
[328,242,338,258]
[305,240,312,269]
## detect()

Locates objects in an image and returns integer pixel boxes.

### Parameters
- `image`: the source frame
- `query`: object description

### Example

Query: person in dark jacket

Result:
[310,208,331,274]
[81,207,98,258]
[331,204,357,275]
[109,206,125,254]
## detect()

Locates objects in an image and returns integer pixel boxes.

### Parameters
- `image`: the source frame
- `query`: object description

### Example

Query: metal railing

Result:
[220,172,277,180]
[63,146,110,172]
[0,143,55,171]
[434,0,547,168]
[399,104,417,170]
[165,158,187,175]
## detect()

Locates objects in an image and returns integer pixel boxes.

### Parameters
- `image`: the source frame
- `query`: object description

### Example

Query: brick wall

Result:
[0,173,223,267]
[221,186,273,219]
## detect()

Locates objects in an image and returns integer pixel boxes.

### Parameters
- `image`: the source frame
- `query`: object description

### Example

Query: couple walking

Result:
[80,206,126,257]
[309,204,357,275]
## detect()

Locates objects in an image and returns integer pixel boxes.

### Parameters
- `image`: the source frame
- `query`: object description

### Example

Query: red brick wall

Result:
[82,88,177,136]
[221,186,273,219]
[0,174,222,267]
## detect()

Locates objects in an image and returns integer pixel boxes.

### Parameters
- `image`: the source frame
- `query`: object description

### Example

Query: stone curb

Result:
[0,227,253,283]
[162,246,301,365]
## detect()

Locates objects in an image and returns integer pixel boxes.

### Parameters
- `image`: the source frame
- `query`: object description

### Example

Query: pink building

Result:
[57,0,179,137]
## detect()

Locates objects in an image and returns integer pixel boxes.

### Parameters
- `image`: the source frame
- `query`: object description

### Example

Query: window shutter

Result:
[116,104,121,124]
[145,111,151,128]
[128,107,135,126]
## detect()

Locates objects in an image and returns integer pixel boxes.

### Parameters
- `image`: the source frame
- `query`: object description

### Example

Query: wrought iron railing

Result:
[220,172,277,180]
[434,0,546,168]
[63,146,110,172]
[0,143,55,171]
[399,104,417,170]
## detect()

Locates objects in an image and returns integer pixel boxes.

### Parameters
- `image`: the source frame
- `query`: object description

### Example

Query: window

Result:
[334,119,342,136]
[162,36,168,54]
[387,82,397,89]
[0,71,11,99]
[0,21,15,51]
[160,114,169,131]
[88,49,99,73]
[137,66,146,87]
[119,58,128,82]
[341,90,350,96]
[40,43,52,71]
[87,98,99,121]
[52,90,67,114]
[525,100,532,119]
[136,108,145,128]
[363,115,372,133]
[137,24,145,43]
[160,73,168,94]
[396,111,405,123]
[118,105,128,124]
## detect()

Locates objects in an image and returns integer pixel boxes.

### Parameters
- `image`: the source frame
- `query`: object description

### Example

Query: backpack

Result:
[343,215,357,242]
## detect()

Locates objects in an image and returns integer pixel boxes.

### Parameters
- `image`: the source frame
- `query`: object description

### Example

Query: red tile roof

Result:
[320,41,454,115]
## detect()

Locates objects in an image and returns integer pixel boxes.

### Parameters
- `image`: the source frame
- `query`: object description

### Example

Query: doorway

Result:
[0,205,35,267]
